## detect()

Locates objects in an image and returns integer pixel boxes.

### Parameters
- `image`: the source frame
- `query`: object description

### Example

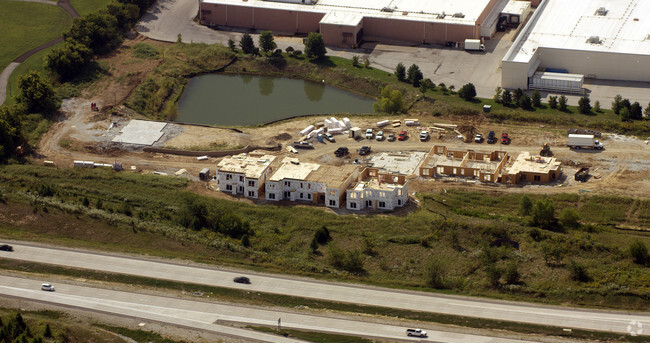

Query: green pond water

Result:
[176,74,374,126]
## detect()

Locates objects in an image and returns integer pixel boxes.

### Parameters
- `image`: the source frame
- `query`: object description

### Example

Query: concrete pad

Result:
[112,120,167,145]
[368,152,427,175]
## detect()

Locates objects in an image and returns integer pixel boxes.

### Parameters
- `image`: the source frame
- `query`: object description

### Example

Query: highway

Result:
[0,275,530,343]
[0,243,648,337]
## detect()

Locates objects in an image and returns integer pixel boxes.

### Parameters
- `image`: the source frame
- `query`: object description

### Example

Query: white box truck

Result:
[567,134,603,150]
[464,39,485,51]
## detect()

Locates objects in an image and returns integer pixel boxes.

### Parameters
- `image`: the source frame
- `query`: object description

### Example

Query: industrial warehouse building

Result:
[502,0,650,92]
[199,0,510,48]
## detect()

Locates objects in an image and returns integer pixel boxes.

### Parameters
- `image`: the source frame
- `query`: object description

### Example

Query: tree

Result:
[82,196,90,207]
[45,41,93,81]
[513,88,524,103]
[531,90,541,107]
[314,225,331,245]
[531,198,559,231]
[504,262,521,284]
[519,94,532,109]
[458,83,477,101]
[559,208,580,230]
[439,83,448,94]
[176,33,182,43]
[542,242,564,266]
[644,102,650,118]
[373,86,404,114]
[285,46,294,54]
[352,55,359,67]
[44,324,52,338]
[630,101,642,120]
[493,87,502,104]
[558,95,568,111]
[394,62,406,81]
[363,57,370,68]
[621,98,631,112]
[612,94,623,114]
[548,95,558,109]
[304,32,326,59]
[16,71,58,115]
[486,264,502,288]
[258,31,277,53]
[227,39,236,51]
[0,106,21,160]
[63,13,121,55]
[519,195,532,216]
[578,96,591,114]
[309,236,319,253]
[629,240,648,265]
[593,100,600,112]
[104,2,140,30]
[406,64,423,87]
[500,89,512,106]
[239,33,255,54]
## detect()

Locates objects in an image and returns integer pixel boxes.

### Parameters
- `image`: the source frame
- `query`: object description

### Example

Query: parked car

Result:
[293,141,314,149]
[233,276,251,284]
[325,133,335,143]
[406,328,427,337]
[501,133,510,144]
[375,131,385,141]
[486,131,496,144]
[397,131,407,141]
[41,283,55,292]
[365,128,373,139]
[419,131,430,141]
[334,147,349,157]
[0,244,13,252]
[359,146,371,155]
[474,133,484,143]
[387,133,396,141]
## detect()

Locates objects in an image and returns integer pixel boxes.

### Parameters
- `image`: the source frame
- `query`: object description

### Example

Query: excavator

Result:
[540,143,551,157]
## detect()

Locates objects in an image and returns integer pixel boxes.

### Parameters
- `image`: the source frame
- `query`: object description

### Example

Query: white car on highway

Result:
[406,328,427,337]
[41,283,55,291]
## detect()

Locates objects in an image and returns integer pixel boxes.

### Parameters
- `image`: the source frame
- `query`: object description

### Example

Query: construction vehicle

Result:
[540,143,551,156]
[575,167,589,182]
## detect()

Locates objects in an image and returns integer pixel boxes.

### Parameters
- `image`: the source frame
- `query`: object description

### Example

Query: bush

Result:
[241,234,250,247]
[363,57,370,68]
[558,95,568,112]
[493,87,502,103]
[314,226,331,245]
[559,208,580,230]
[132,43,160,59]
[531,199,560,232]
[519,195,532,216]
[612,94,623,114]
[548,96,558,109]
[373,86,404,114]
[501,89,512,106]
[593,100,601,112]
[629,240,648,265]
[352,55,359,67]
[228,39,236,51]
[304,32,326,59]
[458,83,477,101]
[518,94,532,110]
[568,260,591,282]
[513,88,524,103]
[504,262,521,284]
[425,260,447,289]
[531,90,541,107]
[285,46,294,53]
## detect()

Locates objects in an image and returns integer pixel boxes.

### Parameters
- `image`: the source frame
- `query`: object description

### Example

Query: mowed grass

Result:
[70,0,112,16]
[0,164,649,311]
[4,43,61,106]
[0,0,71,72]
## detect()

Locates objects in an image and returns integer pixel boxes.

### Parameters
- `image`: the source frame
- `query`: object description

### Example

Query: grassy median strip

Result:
[247,325,376,343]
[0,259,646,342]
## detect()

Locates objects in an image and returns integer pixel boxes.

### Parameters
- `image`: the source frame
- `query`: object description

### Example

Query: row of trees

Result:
[612,95,648,121]
[229,32,327,60]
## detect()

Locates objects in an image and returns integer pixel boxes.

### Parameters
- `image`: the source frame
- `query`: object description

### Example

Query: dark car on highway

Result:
[233,276,251,284]
[0,244,13,252]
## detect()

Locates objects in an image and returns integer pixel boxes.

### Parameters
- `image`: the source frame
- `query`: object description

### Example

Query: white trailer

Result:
[464,39,485,51]
[568,134,603,150]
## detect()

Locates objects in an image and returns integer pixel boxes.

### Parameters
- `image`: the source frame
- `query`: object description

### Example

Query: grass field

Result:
[0,0,71,72]
[70,0,112,16]
[0,164,648,311]
[4,43,61,106]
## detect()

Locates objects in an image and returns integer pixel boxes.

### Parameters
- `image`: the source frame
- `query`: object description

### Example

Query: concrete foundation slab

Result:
[112,120,167,145]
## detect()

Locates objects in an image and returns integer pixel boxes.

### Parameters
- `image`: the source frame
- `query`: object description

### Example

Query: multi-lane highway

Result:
[0,275,532,343]
[0,242,648,338]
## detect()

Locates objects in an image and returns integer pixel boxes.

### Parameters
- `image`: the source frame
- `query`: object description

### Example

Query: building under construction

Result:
[418,145,561,184]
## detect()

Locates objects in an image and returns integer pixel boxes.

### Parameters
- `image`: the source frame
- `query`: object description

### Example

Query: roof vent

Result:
[381,7,394,12]
[586,36,601,44]
[452,12,465,18]
[595,7,607,16]
[437,11,446,19]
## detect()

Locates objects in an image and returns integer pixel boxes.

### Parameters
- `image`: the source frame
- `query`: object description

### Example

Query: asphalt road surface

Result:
[0,275,533,343]
[0,243,647,337]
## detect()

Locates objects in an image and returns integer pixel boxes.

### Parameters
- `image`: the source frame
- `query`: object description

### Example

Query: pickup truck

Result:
[406,328,427,337]
[474,133,483,143]
[365,129,373,139]
[334,147,349,157]
[359,146,371,155]
[486,131,496,144]
[292,141,314,149]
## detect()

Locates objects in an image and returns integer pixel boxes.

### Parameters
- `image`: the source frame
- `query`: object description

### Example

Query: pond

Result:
[176,74,374,126]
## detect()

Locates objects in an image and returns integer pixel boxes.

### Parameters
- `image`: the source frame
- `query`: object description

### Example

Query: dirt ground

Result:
[34,36,650,200]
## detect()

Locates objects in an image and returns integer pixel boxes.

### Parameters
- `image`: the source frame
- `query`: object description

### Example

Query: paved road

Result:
[0,0,79,105]
[0,275,534,343]
[1,243,647,337]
